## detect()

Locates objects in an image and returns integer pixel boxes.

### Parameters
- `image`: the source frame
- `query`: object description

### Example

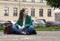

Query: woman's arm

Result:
[15,17,23,29]
[15,16,20,26]
[25,16,33,27]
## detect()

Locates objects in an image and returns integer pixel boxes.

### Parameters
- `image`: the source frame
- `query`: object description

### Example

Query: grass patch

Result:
[0,26,5,30]
[0,26,60,31]
[35,26,60,31]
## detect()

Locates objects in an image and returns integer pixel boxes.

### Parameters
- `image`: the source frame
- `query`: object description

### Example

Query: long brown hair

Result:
[19,8,25,22]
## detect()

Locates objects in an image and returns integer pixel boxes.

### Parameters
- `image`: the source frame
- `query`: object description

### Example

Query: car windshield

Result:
[13,20,17,22]
[36,20,42,22]
[0,20,3,22]
[36,19,45,23]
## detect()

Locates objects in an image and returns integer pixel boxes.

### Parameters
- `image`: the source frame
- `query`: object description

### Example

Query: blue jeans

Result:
[12,24,34,33]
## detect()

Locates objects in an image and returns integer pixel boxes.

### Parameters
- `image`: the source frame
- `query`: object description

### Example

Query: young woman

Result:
[12,8,36,35]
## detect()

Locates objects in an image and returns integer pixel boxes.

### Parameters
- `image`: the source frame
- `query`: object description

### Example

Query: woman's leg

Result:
[12,24,22,33]
[23,25,34,33]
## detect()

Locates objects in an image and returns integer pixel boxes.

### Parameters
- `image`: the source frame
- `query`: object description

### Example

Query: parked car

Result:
[7,20,16,25]
[33,19,46,26]
[3,20,16,27]
[55,21,60,26]
[46,21,60,27]
[0,20,5,26]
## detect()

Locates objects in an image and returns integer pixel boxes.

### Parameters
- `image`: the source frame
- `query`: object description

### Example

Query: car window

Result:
[0,20,3,22]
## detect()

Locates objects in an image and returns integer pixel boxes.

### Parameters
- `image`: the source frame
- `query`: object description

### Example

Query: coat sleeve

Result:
[15,16,20,26]
[25,16,33,27]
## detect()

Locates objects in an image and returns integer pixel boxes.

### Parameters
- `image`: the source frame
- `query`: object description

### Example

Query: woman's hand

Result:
[18,25,22,29]
[18,25,25,30]
[22,26,25,29]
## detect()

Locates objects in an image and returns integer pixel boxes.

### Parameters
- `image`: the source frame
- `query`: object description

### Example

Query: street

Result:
[0,31,60,41]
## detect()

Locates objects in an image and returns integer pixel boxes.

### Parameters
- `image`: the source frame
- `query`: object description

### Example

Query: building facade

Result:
[0,0,55,22]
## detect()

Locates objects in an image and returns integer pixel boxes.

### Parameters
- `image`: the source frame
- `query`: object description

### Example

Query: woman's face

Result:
[23,9,28,15]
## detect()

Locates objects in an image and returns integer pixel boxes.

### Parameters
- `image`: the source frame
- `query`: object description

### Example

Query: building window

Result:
[40,0,43,3]
[31,8,35,17]
[4,0,9,1]
[23,0,26,2]
[31,0,35,3]
[47,9,51,17]
[13,7,18,16]
[4,7,9,16]
[39,9,43,17]
[14,0,18,1]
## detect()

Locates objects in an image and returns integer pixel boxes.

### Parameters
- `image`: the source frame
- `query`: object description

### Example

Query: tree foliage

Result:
[46,0,60,8]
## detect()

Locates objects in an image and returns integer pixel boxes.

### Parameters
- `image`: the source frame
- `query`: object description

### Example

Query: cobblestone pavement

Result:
[0,31,60,41]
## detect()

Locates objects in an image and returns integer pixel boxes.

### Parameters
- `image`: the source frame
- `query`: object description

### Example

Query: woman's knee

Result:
[12,24,17,29]
[13,24,16,27]
[30,25,34,28]
[29,25,34,30]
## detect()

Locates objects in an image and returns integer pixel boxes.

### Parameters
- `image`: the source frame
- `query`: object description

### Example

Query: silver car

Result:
[7,20,16,25]
[0,20,5,26]
[33,19,46,26]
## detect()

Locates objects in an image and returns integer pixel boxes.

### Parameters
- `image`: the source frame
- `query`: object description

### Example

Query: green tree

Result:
[46,0,60,8]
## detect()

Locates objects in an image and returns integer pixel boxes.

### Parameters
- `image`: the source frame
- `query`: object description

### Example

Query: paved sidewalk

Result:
[0,31,60,41]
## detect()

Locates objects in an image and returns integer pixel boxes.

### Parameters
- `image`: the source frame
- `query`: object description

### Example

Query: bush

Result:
[35,26,60,31]
[0,26,5,30]
[0,25,60,31]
